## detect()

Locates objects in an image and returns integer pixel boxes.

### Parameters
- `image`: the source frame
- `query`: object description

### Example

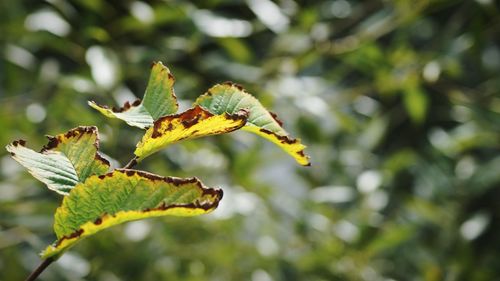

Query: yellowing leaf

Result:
[41,169,223,259]
[243,126,310,166]
[89,61,178,129]
[195,82,310,166]
[5,126,110,195]
[42,126,110,181]
[134,105,248,161]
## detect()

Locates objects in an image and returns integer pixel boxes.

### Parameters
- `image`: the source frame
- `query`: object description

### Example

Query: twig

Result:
[24,156,138,280]
[123,156,138,169]
[24,258,54,281]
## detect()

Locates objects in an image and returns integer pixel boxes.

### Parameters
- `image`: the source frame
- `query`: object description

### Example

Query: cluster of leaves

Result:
[5,62,309,261]
[2,0,500,280]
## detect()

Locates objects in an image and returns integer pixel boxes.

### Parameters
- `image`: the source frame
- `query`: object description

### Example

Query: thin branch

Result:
[123,156,138,169]
[25,258,54,281]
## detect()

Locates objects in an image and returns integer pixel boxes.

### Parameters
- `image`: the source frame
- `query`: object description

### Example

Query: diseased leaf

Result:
[88,100,154,129]
[42,126,110,182]
[134,105,248,161]
[194,82,310,166]
[6,141,78,194]
[142,62,178,119]
[5,126,110,195]
[88,61,178,129]
[41,169,223,258]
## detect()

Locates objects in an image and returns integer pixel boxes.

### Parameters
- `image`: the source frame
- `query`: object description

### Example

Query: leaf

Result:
[88,100,154,129]
[403,85,428,124]
[88,61,178,129]
[6,141,78,195]
[134,105,249,161]
[41,169,223,259]
[42,126,110,181]
[5,126,110,195]
[142,62,179,119]
[194,82,310,166]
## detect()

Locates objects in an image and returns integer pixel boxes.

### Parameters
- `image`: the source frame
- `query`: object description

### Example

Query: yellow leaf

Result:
[195,82,310,166]
[134,105,248,161]
[41,169,222,259]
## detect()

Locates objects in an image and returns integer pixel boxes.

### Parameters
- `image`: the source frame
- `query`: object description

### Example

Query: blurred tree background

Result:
[1,0,500,280]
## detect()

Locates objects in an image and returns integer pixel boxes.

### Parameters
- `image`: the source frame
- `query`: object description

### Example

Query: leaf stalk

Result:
[24,258,54,281]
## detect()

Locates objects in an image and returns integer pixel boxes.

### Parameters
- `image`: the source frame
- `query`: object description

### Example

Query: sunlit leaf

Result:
[41,169,223,258]
[195,82,310,166]
[88,61,178,129]
[134,105,248,161]
[5,126,110,195]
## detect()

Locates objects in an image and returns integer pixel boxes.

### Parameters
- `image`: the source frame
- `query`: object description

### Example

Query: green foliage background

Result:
[1,0,500,280]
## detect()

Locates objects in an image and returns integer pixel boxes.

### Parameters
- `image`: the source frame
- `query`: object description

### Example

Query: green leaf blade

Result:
[42,169,223,258]
[43,126,110,181]
[6,141,78,195]
[88,61,178,129]
[5,126,110,195]
[142,61,178,119]
[88,100,154,129]
[195,82,310,166]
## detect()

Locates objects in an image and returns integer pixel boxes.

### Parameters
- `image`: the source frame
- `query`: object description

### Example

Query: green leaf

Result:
[194,82,310,166]
[89,61,178,129]
[134,105,248,161]
[41,169,223,259]
[142,62,179,119]
[5,126,110,195]
[403,86,428,124]
[88,100,154,129]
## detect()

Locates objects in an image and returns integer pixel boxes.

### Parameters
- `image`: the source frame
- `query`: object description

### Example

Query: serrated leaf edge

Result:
[42,169,223,259]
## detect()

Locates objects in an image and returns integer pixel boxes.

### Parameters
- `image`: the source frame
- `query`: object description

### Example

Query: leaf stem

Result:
[123,156,138,169]
[25,257,54,281]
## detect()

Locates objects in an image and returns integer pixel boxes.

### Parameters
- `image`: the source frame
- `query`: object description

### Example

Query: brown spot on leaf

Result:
[42,126,99,152]
[297,150,311,166]
[224,109,249,121]
[150,201,220,212]
[125,170,136,176]
[157,202,167,210]
[55,229,84,247]
[259,128,297,145]
[116,170,223,200]
[94,217,102,225]
[94,153,111,167]
[98,175,106,180]
[233,83,244,91]
[41,136,60,152]
[181,114,201,128]
[269,111,284,127]
[151,120,163,138]
[151,106,215,138]
[112,99,142,113]
[12,139,26,147]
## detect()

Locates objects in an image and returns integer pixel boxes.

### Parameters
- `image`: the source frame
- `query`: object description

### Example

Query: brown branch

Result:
[24,258,54,281]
